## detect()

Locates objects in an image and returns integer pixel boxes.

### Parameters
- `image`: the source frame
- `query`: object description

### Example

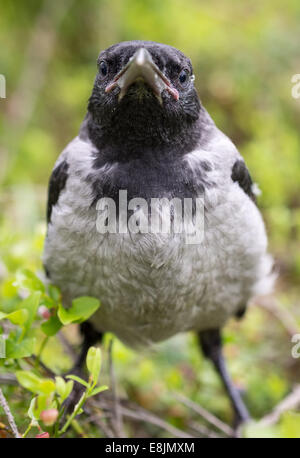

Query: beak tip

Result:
[135,48,147,67]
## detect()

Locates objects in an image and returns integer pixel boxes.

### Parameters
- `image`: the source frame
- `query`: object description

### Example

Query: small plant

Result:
[18,346,107,438]
[0,268,107,437]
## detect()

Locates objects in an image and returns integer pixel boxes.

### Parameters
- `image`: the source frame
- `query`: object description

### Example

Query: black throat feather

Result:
[86,83,205,163]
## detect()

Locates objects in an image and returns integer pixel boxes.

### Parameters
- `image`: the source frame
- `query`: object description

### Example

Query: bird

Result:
[43,40,274,429]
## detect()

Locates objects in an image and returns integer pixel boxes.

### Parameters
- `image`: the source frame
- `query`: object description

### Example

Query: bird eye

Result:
[99,61,108,76]
[179,69,189,86]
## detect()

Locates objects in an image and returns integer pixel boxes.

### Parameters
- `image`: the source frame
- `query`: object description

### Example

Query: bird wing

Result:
[46,159,69,223]
[231,159,256,203]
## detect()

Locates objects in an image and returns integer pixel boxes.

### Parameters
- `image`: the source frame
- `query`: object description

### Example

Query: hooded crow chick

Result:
[43,41,274,428]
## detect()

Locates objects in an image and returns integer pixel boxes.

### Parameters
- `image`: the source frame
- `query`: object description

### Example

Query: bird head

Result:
[87,41,202,156]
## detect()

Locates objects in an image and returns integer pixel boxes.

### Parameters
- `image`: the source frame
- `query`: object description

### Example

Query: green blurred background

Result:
[0,0,300,437]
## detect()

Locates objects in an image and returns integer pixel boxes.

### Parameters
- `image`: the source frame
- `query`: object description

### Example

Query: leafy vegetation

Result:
[0,0,300,438]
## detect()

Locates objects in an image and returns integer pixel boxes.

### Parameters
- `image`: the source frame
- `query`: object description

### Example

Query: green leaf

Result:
[55,376,66,396]
[16,370,56,395]
[58,296,100,325]
[0,297,20,315]
[55,376,73,402]
[21,292,41,333]
[15,269,45,293]
[86,346,101,384]
[41,314,62,336]
[89,385,108,397]
[7,309,29,326]
[5,337,36,358]
[64,380,74,400]
[0,309,28,326]
[28,397,39,421]
[1,278,18,300]
[48,285,61,302]
[27,397,37,420]
[16,371,43,393]
[66,375,89,388]
[39,380,57,395]
[40,295,55,309]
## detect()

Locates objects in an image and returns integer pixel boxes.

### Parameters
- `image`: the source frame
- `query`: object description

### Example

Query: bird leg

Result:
[62,322,103,419]
[198,328,250,431]
[71,321,104,374]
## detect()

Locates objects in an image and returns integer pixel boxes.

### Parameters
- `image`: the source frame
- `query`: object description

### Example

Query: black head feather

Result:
[87,41,204,160]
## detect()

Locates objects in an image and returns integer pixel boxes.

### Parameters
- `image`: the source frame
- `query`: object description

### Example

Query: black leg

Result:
[71,321,104,374]
[198,329,250,429]
[62,322,104,419]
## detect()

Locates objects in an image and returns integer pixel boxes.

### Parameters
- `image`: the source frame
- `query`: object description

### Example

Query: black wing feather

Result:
[231,159,257,320]
[47,160,69,223]
[231,159,256,203]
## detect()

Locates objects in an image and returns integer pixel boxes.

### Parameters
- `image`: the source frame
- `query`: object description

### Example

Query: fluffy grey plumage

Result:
[43,41,274,349]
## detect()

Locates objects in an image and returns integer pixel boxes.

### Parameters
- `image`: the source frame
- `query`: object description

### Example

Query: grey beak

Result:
[105,48,179,103]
